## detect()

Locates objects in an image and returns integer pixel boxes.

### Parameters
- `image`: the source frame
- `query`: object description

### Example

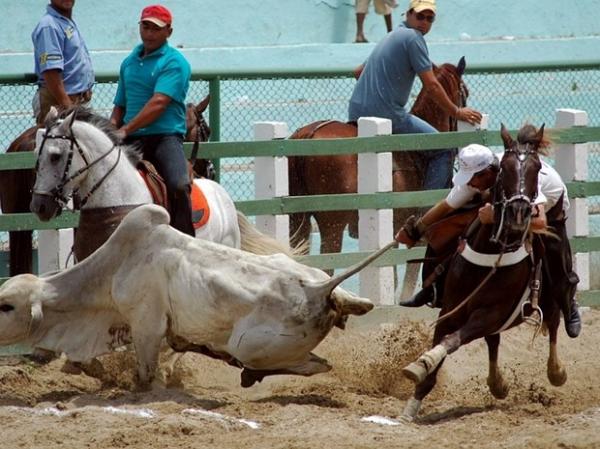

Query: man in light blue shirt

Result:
[111,4,194,236]
[31,0,94,124]
[349,0,481,189]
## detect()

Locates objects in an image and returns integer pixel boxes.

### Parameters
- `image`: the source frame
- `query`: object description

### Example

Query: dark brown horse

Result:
[0,96,213,276]
[400,124,566,422]
[288,58,468,260]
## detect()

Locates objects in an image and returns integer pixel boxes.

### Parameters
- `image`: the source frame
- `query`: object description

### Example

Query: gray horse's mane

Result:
[52,106,142,165]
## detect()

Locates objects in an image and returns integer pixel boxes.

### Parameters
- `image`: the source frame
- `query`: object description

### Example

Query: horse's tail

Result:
[237,211,307,257]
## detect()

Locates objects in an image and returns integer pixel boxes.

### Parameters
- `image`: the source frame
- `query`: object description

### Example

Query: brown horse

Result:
[400,124,566,422]
[0,96,213,276]
[288,57,468,260]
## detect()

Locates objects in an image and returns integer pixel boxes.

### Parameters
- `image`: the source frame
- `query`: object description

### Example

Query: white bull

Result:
[0,205,389,387]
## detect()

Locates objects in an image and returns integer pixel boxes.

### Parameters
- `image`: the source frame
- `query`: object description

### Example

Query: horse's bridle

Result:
[491,143,539,249]
[33,118,121,209]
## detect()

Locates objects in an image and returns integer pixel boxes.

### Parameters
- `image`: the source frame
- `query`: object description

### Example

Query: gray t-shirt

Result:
[348,22,432,123]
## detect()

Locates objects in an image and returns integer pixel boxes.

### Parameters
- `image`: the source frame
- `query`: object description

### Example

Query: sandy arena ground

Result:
[1,308,599,449]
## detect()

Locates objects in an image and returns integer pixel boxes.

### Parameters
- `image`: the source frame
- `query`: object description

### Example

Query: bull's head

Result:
[0,274,45,344]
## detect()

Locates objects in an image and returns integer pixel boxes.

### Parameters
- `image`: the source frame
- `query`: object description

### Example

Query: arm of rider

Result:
[115,93,172,140]
[42,69,72,109]
[395,200,456,248]
[478,202,495,224]
[353,64,365,80]
[530,204,548,231]
[418,70,482,126]
[110,105,125,128]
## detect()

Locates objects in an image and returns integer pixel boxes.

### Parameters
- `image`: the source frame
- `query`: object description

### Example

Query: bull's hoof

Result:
[60,360,83,375]
[402,361,427,384]
[548,366,567,387]
[487,376,510,399]
[240,369,263,388]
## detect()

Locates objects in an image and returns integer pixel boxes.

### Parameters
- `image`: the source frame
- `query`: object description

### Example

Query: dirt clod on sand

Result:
[1,310,599,449]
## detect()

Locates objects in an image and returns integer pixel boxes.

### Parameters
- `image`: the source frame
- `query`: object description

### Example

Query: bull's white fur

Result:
[0,205,373,385]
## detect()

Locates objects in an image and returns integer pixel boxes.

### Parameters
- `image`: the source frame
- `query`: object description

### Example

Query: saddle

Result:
[136,160,210,229]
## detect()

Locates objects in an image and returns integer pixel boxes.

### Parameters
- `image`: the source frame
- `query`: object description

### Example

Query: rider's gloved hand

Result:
[395,215,424,248]
[478,203,495,224]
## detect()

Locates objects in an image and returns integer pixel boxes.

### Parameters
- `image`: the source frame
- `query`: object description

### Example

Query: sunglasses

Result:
[415,12,435,23]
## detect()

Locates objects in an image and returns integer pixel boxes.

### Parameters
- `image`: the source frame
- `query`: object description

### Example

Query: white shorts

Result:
[355,0,394,15]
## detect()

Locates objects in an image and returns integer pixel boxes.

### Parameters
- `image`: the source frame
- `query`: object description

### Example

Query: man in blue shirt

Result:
[349,0,482,190]
[110,4,194,236]
[32,0,94,125]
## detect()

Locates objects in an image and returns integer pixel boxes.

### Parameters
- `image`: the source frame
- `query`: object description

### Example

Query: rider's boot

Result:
[564,299,582,338]
[399,285,436,308]
[563,271,582,338]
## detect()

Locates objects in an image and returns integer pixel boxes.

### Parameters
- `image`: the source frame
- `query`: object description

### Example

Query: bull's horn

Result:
[308,240,396,297]
[29,301,44,336]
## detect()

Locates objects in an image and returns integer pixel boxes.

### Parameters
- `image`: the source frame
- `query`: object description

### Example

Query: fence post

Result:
[253,122,290,244]
[34,128,75,274]
[555,108,590,291]
[357,117,395,305]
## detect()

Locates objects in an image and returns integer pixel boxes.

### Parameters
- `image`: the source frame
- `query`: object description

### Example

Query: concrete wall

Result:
[1,0,599,75]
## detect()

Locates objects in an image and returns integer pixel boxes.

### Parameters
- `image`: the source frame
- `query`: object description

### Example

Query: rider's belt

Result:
[70,89,93,103]
[459,242,529,267]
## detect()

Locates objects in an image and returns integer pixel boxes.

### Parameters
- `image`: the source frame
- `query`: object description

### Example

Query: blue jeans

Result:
[392,113,454,190]
[127,133,195,236]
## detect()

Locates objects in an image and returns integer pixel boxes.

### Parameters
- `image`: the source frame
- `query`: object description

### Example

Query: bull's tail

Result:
[237,211,307,256]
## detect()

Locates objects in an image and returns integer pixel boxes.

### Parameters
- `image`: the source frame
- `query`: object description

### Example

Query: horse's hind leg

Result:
[485,334,509,399]
[546,308,567,386]
[315,213,346,275]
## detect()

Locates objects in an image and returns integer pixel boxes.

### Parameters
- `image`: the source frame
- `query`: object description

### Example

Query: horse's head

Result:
[412,57,468,132]
[491,123,543,247]
[185,95,215,180]
[30,106,119,220]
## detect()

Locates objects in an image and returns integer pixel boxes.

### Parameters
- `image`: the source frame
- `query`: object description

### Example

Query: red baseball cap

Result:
[140,4,172,28]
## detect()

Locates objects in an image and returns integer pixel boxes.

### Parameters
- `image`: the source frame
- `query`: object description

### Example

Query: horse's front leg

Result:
[546,307,567,386]
[485,334,509,399]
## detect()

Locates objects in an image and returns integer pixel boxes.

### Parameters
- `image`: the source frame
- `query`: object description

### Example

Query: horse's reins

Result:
[34,117,122,209]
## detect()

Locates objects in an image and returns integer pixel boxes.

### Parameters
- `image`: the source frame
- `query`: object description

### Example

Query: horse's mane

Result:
[52,106,143,165]
[517,123,551,155]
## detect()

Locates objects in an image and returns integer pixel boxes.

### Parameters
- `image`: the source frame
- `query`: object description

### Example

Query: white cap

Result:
[452,144,494,186]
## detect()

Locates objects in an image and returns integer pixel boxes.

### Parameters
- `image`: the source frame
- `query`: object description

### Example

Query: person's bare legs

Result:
[355,13,368,42]
[384,13,392,32]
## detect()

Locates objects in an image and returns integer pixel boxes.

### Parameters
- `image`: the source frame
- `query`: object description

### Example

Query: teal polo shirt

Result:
[114,42,191,136]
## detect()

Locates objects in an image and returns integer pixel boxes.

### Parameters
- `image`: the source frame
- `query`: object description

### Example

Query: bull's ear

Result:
[500,123,514,149]
[29,300,43,335]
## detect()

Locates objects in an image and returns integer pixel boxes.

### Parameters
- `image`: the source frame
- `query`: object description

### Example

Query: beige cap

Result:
[409,0,436,13]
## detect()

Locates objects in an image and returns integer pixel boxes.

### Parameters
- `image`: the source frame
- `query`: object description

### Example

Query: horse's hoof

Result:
[60,360,83,375]
[402,361,427,384]
[548,367,567,386]
[487,376,510,399]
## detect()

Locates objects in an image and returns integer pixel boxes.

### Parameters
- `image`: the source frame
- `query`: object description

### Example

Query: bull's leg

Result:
[131,327,165,388]
[240,352,331,388]
[485,334,509,399]
[546,308,567,386]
